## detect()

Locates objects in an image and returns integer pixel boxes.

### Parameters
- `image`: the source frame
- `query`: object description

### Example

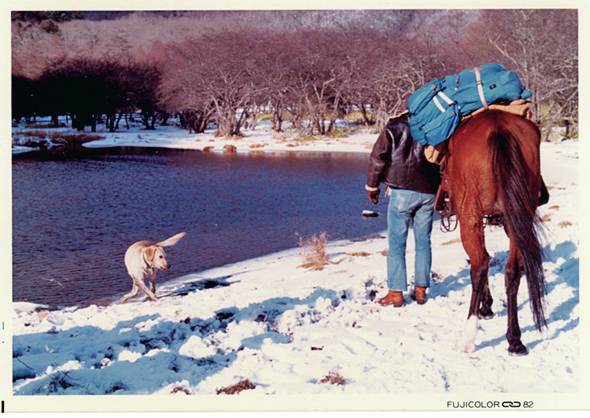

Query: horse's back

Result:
[449,110,539,159]
[447,110,541,217]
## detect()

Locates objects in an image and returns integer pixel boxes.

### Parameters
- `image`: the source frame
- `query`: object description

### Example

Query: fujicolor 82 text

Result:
[447,400,534,409]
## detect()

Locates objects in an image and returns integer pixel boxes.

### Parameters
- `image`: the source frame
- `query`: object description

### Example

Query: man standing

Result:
[366,113,441,307]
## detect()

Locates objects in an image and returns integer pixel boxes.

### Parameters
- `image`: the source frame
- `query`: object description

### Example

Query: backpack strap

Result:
[472,67,489,109]
[432,91,455,113]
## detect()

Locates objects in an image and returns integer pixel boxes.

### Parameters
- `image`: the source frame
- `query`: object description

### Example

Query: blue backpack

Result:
[407,64,532,146]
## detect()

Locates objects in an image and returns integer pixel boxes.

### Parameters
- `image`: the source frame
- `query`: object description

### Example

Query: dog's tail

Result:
[157,232,187,247]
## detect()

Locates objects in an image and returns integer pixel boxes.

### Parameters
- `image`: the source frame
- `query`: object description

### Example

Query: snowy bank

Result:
[9,121,581,410]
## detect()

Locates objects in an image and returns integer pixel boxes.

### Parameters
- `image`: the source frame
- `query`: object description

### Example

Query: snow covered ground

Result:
[8,120,581,411]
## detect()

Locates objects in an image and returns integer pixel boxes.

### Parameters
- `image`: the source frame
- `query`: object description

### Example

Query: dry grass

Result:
[549,205,560,210]
[442,239,462,246]
[319,372,347,386]
[249,143,266,148]
[347,251,371,257]
[170,385,191,394]
[216,379,256,395]
[272,132,291,142]
[292,134,319,143]
[297,231,329,271]
[558,221,573,228]
[256,113,275,122]
[540,214,552,222]
[327,127,349,138]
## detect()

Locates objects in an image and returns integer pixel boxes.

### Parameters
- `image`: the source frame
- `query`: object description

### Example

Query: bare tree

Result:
[13,10,577,142]
[251,31,294,132]
[358,34,441,131]
[157,53,215,134]
[161,31,257,137]
[465,9,578,141]
[282,29,357,137]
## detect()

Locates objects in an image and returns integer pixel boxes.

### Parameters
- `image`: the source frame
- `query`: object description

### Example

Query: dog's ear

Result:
[143,246,157,264]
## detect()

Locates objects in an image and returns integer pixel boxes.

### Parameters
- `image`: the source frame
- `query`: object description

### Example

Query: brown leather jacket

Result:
[366,115,440,195]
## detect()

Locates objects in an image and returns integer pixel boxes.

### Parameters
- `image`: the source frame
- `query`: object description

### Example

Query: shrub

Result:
[297,231,329,271]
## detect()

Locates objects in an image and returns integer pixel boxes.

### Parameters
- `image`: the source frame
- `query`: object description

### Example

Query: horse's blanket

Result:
[407,64,532,146]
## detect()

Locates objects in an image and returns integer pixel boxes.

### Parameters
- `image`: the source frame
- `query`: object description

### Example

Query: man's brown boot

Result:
[377,290,404,307]
[411,286,427,305]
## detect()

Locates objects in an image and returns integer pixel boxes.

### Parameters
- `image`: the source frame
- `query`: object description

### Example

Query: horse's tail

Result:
[489,126,547,331]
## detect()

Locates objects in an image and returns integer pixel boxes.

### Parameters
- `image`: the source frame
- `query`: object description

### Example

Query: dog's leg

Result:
[122,283,139,302]
[149,272,157,293]
[133,277,159,301]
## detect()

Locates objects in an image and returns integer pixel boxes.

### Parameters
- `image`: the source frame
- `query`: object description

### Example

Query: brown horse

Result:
[445,109,546,356]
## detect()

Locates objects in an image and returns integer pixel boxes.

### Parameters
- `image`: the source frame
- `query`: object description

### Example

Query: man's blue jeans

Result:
[386,188,435,291]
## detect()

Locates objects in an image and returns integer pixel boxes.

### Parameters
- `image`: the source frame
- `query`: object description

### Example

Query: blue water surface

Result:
[13,147,388,307]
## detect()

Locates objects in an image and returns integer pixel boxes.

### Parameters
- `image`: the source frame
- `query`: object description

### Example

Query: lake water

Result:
[13,147,389,307]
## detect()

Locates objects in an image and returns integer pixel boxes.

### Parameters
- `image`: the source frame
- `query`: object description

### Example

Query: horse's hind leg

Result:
[479,279,494,320]
[455,217,490,353]
[505,239,528,356]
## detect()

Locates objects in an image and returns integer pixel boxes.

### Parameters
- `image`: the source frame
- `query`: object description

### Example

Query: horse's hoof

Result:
[479,312,494,320]
[508,344,528,357]
[454,341,476,354]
